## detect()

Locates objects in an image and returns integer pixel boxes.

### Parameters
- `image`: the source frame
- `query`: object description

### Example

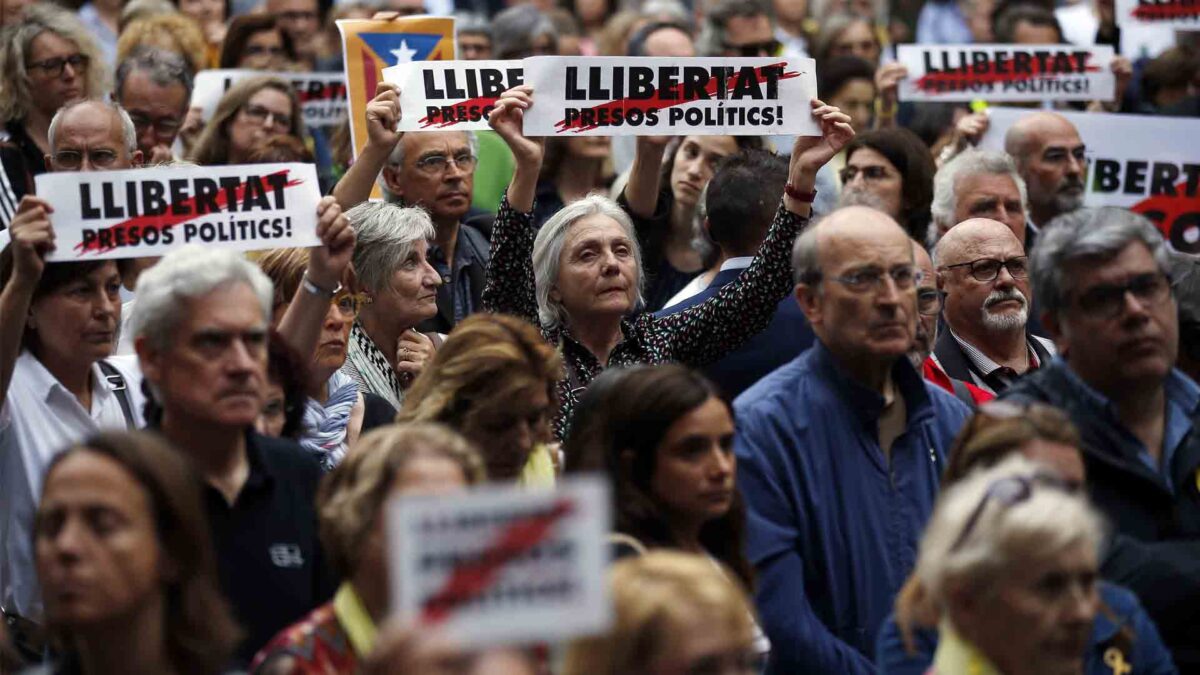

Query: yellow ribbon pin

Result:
[1104,647,1131,675]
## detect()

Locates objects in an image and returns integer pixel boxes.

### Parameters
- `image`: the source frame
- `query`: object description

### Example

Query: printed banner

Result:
[383,60,524,131]
[896,45,1115,102]
[980,108,1200,253]
[1116,0,1200,29]
[190,70,349,127]
[387,477,611,648]
[521,56,820,137]
[37,163,322,261]
[338,16,455,161]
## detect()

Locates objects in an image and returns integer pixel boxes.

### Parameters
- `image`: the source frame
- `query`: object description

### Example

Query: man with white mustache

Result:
[932,218,1055,394]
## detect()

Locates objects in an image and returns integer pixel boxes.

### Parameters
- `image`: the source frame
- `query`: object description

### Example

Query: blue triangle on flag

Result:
[359,32,443,66]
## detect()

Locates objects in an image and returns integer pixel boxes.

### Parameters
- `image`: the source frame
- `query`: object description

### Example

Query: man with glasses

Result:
[735,206,971,674]
[700,0,781,57]
[1002,206,1200,671]
[1004,112,1087,250]
[46,99,142,172]
[933,218,1054,395]
[113,48,191,165]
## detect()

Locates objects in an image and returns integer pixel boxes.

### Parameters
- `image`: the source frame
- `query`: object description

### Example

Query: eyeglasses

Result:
[27,53,88,78]
[950,473,1070,553]
[917,288,942,316]
[128,113,183,137]
[839,165,892,183]
[942,256,1028,283]
[722,38,781,56]
[332,288,371,319]
[414,151,477,175]
[51,149,119,170]
[1073,272,1171,320]
[242,104,292,130]
[243,45,286,57]
[279,9,317,22]
[822,265,922,294]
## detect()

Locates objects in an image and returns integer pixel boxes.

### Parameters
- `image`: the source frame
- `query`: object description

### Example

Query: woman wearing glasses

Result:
[189,75,306,166]
[837,128,936,244]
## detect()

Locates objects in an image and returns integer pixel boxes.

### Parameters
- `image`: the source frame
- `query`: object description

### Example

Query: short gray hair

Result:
[930,150,1028,243]
[533,195,644,329]
[791,222,822,285]
[491,5,556,59]
[346,201,436,293]
[115,46,194,103]
[455,11,492,38]
[130,246,273,351]
[380,131,480,203]
[1031,207,1171,321]
[48,99,138,155]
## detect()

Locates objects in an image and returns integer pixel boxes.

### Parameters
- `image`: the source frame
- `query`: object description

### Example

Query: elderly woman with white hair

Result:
[338,201,442,410]
[484,86,853,438]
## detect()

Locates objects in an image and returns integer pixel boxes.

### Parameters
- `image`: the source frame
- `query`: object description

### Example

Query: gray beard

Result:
[981,304,1028,332]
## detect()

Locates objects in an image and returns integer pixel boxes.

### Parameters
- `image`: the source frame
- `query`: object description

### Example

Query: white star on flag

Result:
[390,40,418,64]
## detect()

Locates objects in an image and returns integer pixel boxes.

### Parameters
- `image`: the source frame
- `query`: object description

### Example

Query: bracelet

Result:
[301,273,339,298]
[784,183,818,203]
[874,98,897,120]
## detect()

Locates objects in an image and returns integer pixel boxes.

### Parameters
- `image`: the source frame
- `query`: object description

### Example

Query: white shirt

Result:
[660,256,754,310]
[0,352,144,619]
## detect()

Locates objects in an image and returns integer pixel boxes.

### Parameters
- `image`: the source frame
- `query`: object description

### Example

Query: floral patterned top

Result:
[482,197,809,439]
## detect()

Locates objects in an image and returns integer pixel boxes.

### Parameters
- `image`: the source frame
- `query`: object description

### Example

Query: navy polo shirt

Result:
[203,431,338,665]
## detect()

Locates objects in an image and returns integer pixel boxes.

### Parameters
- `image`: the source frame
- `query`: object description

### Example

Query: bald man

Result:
[46,99,143,172]
[1003,112,1086,247]
[735,206,971,674]
[933,218,1055,395]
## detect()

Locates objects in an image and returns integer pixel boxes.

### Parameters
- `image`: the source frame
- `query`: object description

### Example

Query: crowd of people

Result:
[0,0,1199,672]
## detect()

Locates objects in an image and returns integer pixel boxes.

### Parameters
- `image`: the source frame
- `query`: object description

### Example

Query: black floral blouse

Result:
[482,197,810,439]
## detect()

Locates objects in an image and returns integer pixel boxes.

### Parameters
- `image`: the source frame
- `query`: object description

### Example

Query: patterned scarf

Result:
[344,322,404,410]
[300,370,359,470]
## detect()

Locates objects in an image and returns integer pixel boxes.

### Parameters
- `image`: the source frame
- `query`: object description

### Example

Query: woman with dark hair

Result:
[532,136,613,229]
[189,75,306,166]
[218,15,297,70]
[838,128,936,243]
[33,430,240,675]
[257,331,309,441]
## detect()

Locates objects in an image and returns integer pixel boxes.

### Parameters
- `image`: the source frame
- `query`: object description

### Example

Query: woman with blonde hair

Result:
[397,313,562,484]
[115,13,208,75]
[563,551,764,675]
[251,423,485,674]
[189,75,305,166]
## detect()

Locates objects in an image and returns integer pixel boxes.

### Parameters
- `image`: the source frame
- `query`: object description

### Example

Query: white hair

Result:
[345,201,436,293]
[130,246,273,351]
[930,150,1028,245]
[48,99,138,155]
[378,131,480,204]
[533,195,644,330]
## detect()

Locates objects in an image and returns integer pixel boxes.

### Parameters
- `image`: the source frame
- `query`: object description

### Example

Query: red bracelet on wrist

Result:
[784,183,818,203]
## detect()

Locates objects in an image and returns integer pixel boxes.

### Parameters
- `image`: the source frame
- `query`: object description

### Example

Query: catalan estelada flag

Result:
[338,17,455,162]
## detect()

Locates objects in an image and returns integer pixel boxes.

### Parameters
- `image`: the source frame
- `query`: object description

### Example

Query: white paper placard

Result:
[1116,0,1200,30]
[896,44,1115,102]
[383,60,524,130]
[521,56,820,137]
[191,70,348,127]
[980,107,1200,252]
[387,476,612,648]
[37,163,322,260]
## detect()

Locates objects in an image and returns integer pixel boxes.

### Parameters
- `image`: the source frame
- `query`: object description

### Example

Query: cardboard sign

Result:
[190,70,349,127]
[521,56,821,137]
[387,477,611,648]
[1116,0,1200,29]
[37,163,322,261]
[980,108,1200,253]
[897,45,1115,102]
[383,60,524,131]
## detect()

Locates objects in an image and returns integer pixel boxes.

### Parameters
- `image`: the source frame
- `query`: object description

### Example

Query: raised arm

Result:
[480,86,545,323]
[655,100,854,365]
[622,135,671,219]
[331,82,402,209]
[0,196,54,409]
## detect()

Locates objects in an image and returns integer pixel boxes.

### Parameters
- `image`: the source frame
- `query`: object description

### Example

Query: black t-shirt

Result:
[202,431,338,665]
[0,120,46,227]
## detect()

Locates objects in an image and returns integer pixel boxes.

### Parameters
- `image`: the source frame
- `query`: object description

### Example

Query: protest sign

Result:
[896,45,1115,102]
[383,60,524,131]
[980,108,1200,253]
[190,70,349,127]
[1116,0,1200,30]
[387,477,611,648]
[521,56,820,137]
[37,163,322,261]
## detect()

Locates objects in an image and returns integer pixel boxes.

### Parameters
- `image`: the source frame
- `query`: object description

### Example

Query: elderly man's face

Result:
[939,220,1031,339]
[1050,241,1178,395]
[269,0,320,44]
[382,132,475,226]
[1018,118,1086,222]
[138,283,269,431]
[117,70,189,158]
[952,172,1027,247]
[459,33,492,60]
[47,104,142,172]
[26,31,88,118]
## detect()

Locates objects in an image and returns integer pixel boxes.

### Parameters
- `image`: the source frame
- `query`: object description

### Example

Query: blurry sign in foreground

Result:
[383,60,525,131]
[387,477,612,648]
[36,163,322,261]
[980,108,1200,253]
[190,70,349,127]
[1116,0,1200,30]
[896,44,1115,102]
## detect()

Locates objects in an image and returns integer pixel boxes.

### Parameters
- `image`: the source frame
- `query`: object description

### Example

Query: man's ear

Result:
[134,336,161,384]
[382,165,404,201]
[936,270,947,292]
[131,149,144,168]
[43,154,53,169]
[795,282,822,326]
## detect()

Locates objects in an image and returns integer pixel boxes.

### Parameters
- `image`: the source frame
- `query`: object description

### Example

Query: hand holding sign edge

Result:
[308,196,355,291]
[490,85,544,214]
[790,99,854,179]
[366,82,404,152]
[7,196,56,287]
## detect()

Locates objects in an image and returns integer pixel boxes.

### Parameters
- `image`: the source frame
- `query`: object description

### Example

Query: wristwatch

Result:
[301,272,339,298]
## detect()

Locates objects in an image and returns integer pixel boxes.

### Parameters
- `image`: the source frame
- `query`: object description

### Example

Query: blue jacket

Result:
[876,582,1178,675]
[735,342,972,674]
[656,266,815,400]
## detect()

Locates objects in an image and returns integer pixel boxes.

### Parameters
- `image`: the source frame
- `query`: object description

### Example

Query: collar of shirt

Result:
[948,327,1041,379]
[332,582,377,658]
[202,429,275,506]
[427,224,488,276]
[718,256,754,273]
[20,351,117,416]
[809,340,935,429]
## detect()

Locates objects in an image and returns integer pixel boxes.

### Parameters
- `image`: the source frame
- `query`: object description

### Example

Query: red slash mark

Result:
[417,95,499,128]
[75,169,302,255]
[420,499,575,625]
[1132,1,1200,20]
[914,61,1100,92]
[555,63,800,133]
[1130,180,1200,252]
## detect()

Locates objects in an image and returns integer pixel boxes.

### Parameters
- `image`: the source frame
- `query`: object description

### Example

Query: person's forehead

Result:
[248,87,292,111]
[406,131,470,156]
[55,109,124,148]
[247,28,282,43]
[645,27,695,56]
[1069,240,1160,288]
[121,71,189,106]
[566,214,629,245]
[272,0,316,11]
[1030,120,1083,150]
[847,146,896,169]
[42,451,147,512]
[682,135,737,156]
[820,218,911,268]
[958,172,1021,200]
[952,230,1024,262]
[725,13,772,35]
[178,284,267,331]
[29,30,78,58]
[460,33,490,43]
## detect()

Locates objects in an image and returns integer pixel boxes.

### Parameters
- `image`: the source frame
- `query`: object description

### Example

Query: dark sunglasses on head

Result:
[723,39,781,57]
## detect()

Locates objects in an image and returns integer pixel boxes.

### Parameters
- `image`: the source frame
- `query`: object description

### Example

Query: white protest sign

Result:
[980,107,1200,253]
[383,60,524,131]
[387,477,611,648]
[37,163,322,261]
[191,70,348,126]
[896,44,1114,102]
[521,56,820,137]
[1116,0,1200,30]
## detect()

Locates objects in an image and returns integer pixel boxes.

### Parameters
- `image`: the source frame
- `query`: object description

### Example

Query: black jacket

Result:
[932,329,1054,394]
[1002,362,1200,670]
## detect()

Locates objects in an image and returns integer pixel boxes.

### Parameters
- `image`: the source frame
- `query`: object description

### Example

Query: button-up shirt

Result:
[949,329,1056,394]
[426,222,490,328]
